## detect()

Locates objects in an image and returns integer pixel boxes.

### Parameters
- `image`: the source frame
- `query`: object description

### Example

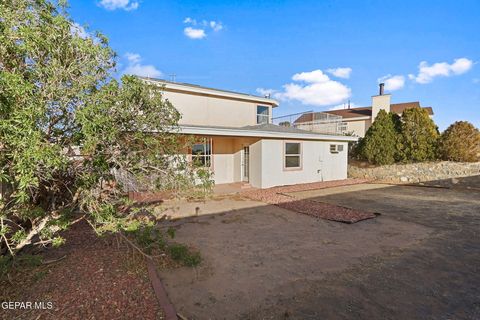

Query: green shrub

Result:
[438,121,480,162]
[398,108,439,162]
[0,254,43,279]
[358,110,401,165]
[167,244,201,267]
[129,225,166,254]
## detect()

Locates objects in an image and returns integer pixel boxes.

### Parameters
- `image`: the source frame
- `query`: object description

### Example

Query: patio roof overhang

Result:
[178,125,358,142]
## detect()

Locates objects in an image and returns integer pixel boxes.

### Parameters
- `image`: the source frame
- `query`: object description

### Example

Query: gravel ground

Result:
[158,193,430,319]
[241,179,375,223]
[0,220,164,320]
[244,178,480,319]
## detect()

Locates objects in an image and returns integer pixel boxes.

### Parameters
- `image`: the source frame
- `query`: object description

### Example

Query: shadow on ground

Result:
[158,175,480,319]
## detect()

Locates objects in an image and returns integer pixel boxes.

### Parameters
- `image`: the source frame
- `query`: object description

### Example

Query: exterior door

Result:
[242,146,250,182]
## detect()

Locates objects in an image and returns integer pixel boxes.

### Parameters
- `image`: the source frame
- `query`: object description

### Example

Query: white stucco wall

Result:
[193,136,348,188]
[248,139,348,189]
[248,140,263,188]
[161,91,273,128]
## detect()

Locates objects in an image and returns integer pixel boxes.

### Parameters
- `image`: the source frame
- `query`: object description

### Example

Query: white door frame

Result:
[241,145,250,182]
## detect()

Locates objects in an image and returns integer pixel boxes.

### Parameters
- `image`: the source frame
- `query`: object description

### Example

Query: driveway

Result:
[159,177,480,319]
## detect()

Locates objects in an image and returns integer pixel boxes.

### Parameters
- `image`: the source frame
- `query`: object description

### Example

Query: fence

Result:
[272,111,347,135]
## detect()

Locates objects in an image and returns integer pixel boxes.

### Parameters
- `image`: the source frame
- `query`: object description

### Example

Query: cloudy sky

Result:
[70,0,479,130]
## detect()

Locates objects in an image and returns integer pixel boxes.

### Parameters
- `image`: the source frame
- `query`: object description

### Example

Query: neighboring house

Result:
[294,83,434,138]
[140,77,357,189]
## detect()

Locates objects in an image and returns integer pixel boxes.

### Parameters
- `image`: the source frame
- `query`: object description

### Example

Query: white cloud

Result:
[265,69,351,107]
[326,67,352,79]
[184,27,207,39]
[378,74,405,91]
[209,21,223,32]
[183,17,196,24]
[123,53,162,78]
[292,70,330,83]
[99,0,139,11]
[256,88,277,97]
[183,17,223,39]
[409,58,473,84]
[71,23,89,39]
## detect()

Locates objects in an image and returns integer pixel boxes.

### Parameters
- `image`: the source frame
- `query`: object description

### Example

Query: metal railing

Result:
[272,111,348,135]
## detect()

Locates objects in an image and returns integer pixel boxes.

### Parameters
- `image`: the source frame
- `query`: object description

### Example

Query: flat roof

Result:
[177,124,358,142]
[138,76,279,107]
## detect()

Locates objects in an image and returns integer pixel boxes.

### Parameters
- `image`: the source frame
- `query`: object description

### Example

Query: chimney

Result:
[379,83,385,95]
[371,84,391,121]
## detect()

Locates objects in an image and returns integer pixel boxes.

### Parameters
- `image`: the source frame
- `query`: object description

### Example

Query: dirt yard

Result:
[0,221,164,320]
[159,176,480,319]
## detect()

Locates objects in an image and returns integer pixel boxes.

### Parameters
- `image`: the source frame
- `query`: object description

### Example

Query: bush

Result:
[358,110,401,165]
[438,121,480,162]
[0,254,42,280]
[398,108,439,162]
[167,244,202,267]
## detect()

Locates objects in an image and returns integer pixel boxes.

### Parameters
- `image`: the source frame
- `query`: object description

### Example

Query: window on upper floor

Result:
[256,105,270,124]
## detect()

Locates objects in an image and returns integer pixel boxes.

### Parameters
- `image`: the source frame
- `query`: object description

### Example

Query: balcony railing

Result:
[272,111,348,135]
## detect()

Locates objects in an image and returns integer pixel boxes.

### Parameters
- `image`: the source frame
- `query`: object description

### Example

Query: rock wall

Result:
[348,161,480,183]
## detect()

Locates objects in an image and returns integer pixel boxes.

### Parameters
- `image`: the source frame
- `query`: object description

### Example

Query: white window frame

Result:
[191,138,213,168]
[256,105,270,124]
[284,141,302,170]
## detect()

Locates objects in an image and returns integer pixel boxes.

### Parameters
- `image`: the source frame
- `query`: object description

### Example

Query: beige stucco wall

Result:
[161,91,273,128]
[346,119,372,138]
[208,137,260,184]
[371,94,391,121]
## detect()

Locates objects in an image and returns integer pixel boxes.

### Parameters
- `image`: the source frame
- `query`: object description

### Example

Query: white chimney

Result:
[371,83,391,121]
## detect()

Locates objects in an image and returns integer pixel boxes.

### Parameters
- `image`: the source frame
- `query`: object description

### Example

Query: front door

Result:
[242,146,250,182]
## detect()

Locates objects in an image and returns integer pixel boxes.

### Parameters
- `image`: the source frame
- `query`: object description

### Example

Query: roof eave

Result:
[177,125,358,142]
[139,76,279,107]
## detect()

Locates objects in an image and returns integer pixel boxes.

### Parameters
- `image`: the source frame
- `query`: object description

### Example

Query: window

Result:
[192,138,212,167]
[256,105,270,124]
[285,142,301,169]
[330,144,344,154]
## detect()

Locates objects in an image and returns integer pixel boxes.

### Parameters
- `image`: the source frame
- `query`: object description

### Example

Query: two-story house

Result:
[140,77,357,189]
[294,83,434,138]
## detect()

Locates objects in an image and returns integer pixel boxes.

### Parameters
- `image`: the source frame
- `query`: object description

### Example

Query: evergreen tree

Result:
[398,108,439,162]
[359,110,401,165]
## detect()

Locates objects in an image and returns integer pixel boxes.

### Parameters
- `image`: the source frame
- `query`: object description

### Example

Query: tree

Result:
[398,108,439,162]
[0,0,211,256]
[278,121,291,127]
[358,110,401,165]
[438,121,480,162]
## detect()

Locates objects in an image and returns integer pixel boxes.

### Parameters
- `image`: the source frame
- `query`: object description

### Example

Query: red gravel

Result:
[242,179,376,223]
[0,220,164,320]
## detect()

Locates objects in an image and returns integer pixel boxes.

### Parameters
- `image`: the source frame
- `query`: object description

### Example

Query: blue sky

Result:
[69,0,479,130]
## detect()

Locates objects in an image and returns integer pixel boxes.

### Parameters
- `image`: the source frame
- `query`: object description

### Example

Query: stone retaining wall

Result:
[348,161,480,183]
